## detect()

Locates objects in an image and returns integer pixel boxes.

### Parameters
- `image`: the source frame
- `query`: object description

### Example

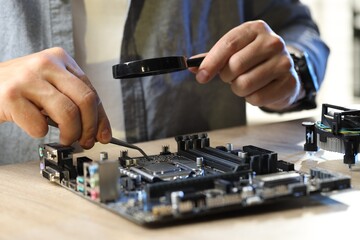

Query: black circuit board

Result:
[38,133,351,227]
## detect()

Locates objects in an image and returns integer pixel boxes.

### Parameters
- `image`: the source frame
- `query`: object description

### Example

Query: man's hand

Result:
[0,47,112,149]
[192,20,303,111]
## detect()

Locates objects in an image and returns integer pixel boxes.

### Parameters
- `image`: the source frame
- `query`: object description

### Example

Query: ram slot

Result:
[178,149,244,172]
[200,146,247,164]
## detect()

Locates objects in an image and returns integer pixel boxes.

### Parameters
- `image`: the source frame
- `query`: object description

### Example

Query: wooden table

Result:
[1,119,359,240]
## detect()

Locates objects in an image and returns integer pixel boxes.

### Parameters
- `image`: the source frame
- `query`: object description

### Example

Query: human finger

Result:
[219,31,286,83]
[231,59,299,108]
[21,79,82,146]
[95,102,112,144]
[229,51,294,98]
[188,53,207,74]
[244,74,298,110]
[6,97,49,138]
[65,57,112,146]
[67,72,112,146]
[195,21,267,84]
[41,48,102,148]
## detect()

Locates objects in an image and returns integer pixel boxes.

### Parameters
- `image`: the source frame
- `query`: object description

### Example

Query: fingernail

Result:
[85,138,95,148]
[101,127,111,142]
[196,69,210,83]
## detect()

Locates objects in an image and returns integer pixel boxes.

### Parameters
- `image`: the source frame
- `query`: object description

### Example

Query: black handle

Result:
[186,57,205,68]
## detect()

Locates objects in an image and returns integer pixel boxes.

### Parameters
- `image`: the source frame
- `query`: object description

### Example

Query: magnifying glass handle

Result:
[187,57,205,68]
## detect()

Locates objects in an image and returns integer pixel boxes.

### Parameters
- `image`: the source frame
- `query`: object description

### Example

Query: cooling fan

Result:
[303,103,360,168]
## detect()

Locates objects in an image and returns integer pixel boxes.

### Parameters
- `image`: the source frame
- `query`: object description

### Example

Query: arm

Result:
[192,0,329,112]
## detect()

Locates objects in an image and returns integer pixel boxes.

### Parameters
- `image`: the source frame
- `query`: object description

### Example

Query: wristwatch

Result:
[291,51,318,110]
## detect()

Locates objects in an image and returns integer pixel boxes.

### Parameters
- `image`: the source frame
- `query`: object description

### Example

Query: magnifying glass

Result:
[112,56,205,79]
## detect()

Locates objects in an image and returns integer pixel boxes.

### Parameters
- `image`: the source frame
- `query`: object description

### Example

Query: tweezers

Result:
[110,137,150,160]
[46,117,150,160]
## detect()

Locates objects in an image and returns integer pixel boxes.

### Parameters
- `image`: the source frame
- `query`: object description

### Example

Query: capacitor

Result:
[238,151,248,159]
[100,151,108,161]
[120,150,128,158]
[160,145,171,155]
[171,191,184,214]
[196,157,204,169]
[226,143,234,151]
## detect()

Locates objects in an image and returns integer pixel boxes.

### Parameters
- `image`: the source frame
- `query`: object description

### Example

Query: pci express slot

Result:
[145,170,251,199]
[178,149,247,172]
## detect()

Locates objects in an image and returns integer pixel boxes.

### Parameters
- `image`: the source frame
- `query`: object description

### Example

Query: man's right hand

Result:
[0,47,112,149]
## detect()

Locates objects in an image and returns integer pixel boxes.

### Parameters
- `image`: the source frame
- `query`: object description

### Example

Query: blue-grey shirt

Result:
[0,0,329,164]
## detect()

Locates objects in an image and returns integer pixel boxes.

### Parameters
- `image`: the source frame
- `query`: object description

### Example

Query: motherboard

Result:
[38,133,351,227]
